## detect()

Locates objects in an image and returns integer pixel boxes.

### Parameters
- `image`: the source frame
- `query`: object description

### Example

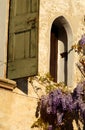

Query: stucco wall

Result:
[38,0,85,86]
[0,0,85,85]
[0,0,85,129]
[0,83,39,130]
[0,0,9,77]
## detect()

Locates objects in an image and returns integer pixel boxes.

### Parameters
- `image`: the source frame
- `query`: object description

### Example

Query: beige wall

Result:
[0,83,38,130]
[0,1,85,129]
[0,0,9,77]
[0,1,85,90]
[38,0,85,86]
[0,0,85,85]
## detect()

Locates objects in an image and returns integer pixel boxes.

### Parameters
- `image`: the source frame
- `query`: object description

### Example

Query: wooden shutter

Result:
[7,0,39,79]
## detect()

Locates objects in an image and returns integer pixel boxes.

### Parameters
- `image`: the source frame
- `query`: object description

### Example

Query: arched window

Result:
[50,16,73,86]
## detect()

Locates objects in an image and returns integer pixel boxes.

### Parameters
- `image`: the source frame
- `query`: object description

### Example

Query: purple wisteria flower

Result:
[79,34,85,46]
[48,125,53,130]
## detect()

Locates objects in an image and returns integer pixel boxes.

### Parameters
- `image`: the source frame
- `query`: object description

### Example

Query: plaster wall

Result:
[0,84,38,130]
[0,0,9,77]
[0,0,85,129]
[0,78,83,130]
[38,0,85,87]
[0,0,85,85]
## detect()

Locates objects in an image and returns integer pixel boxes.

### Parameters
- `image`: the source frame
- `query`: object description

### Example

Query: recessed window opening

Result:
[50,16,73,85]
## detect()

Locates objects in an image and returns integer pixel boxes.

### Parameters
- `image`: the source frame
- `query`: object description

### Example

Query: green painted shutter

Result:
[7,0,39,79]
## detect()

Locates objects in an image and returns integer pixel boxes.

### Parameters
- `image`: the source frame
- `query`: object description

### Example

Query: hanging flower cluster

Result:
[35,81,85,130]
[79,34,85,46]
[72,34,85,53]
[31,34,85,130]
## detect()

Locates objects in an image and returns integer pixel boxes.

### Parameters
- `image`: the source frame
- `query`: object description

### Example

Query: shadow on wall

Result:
[14,77,28,94]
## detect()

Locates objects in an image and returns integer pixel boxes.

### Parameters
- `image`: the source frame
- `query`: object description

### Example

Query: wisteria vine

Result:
[36,81,85,130]
[35,35,85,130]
